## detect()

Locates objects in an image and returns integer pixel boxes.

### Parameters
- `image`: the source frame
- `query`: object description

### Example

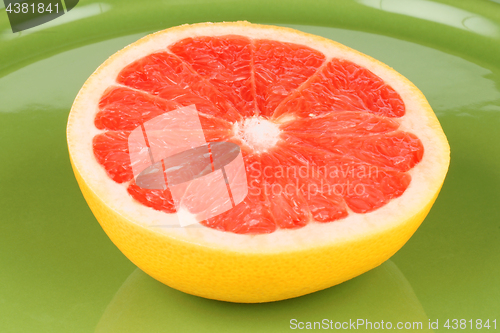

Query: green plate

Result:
[1,0,499,332]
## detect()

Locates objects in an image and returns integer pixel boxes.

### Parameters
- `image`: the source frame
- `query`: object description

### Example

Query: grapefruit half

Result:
[67,22,450,303]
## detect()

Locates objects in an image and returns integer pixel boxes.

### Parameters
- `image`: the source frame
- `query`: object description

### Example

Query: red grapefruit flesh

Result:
[92,35,423,234]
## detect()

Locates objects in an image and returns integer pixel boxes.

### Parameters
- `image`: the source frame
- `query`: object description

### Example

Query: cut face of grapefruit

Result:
[67,22,450,302]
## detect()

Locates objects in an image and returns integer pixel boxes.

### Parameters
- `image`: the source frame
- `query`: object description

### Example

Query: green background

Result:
[0,0,499,331]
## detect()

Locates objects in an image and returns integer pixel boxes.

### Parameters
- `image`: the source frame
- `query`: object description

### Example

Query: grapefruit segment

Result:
[117,52,242,123]
[280,111,399,136]
[169,36,256,117]
[201,153,278,234]
[260,148,348,224]
[303,187,348,222]
[253,39,325,117]
[67,22,450,303]
[127,180,176,214]
[339,166,411,214]
[259,152,310,229]
[264,180,310,229]
[92,131,133,183]
[96,86,233,132]
[283,130,423,172]
[337,132,424,172]
[273,59,405,120]
[95,87,179,131]
[202,193,277,234]
[273,137,414,214]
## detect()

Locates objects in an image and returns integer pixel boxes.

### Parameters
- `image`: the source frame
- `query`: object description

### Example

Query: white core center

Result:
[235,117,281,153]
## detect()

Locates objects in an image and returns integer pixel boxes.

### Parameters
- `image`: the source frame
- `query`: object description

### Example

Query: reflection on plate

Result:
[96,260,432,333]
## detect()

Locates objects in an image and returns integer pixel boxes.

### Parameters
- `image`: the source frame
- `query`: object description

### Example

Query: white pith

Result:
[234,117,281,153]
[67,22,450,252]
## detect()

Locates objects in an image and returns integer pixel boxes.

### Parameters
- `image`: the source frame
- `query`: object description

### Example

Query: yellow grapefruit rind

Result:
[67,21,450,303]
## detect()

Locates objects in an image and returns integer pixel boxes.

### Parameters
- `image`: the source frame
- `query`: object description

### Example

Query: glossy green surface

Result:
[0,0,499,331]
